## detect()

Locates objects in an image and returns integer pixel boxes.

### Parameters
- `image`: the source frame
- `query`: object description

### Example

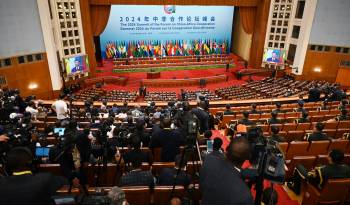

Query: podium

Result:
[147,71,160,79]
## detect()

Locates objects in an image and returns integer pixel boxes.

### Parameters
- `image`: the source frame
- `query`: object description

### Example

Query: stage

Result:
[93,54,265,93]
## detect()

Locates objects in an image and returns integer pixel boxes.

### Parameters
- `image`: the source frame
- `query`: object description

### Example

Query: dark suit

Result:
[123,149,152,165]
[267,57,280,63]
[307,132,329,142]
[192,108,210,134]
[238,118,255,126]
[308,88,321,102]
[296,117,310,123]
[150,128,185,162]
[267,117,282,124]
[0,173,67,205]
[200,151,254,205]
[71,66,82,73]
[273,108,286,114]
[223,110,235,115]
[249,109,261,114]
[158,168,191,187]
[269,134,286,142]
[290,163,350,194]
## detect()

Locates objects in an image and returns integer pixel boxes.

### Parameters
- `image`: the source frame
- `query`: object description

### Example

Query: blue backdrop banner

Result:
[100,5,234,59]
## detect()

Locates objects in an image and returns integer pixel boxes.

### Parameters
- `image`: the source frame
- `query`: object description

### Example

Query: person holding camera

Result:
[0,147,67,205]
[200,137,254,205]
[150,118,185,162]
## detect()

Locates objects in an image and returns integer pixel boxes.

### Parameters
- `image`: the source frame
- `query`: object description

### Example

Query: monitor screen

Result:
[263,49,286,64]
[54,128,65,136]
[64,55,89,75]
[35,147,50,157]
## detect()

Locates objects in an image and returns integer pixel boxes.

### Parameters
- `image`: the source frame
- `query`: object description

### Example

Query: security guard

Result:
[266,111,282,125]
[336,109,350,121]
[295,111,310,123]
[287,149,350,195]
[305,122,330,142]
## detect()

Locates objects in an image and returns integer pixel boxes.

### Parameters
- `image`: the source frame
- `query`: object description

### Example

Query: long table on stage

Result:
[147,71,160,79]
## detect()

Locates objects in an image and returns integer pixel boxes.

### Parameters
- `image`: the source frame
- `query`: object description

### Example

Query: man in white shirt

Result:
[51,94,68,120]
[25,101,39,120]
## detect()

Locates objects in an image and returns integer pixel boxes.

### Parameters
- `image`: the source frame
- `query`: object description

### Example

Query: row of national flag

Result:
[104,39,230,59]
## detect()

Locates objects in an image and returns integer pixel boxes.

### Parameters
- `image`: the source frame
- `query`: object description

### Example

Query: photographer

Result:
[50,121,89,193]
[191,101,210,134]
[200,137,254,205]
[150,118,185,162]
[0,147,67,205]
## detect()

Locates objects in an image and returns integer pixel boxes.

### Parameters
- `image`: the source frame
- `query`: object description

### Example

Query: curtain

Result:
[239,7,256,35]
[90,5,111,36]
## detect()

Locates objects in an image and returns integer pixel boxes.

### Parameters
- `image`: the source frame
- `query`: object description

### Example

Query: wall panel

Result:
[301,50,350,83]
[0,54,54,99]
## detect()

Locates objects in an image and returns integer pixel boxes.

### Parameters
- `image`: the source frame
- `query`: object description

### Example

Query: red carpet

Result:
[94,54,264,93]
[210,130,299,205]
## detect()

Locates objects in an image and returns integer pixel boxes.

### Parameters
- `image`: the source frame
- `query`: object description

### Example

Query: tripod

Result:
[169,133,202,202]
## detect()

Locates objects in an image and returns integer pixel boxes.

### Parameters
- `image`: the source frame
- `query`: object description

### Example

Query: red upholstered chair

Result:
[310,116,324,123]
[307,140,330,155]
[296,123,312,131]
[153,186,185,205]
[314,155,329,166]
[323,129,337,139]
[268,124,283,132]
[278,142,289,155]
[335,129,350,139]
[301,179,350,205]
[286,156,316,179]
[287,130,305,142]
[283,123,297,131]
[286,141,310,160]
[122,186,151,205]
[338,121,350,129]
[328,139,349,152]
[324,121,339,129]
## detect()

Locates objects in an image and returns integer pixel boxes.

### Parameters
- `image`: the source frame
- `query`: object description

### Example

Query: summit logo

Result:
[164,5,176,14]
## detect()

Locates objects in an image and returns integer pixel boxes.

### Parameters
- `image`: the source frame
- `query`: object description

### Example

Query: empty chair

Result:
[324,121,339,129]
[301,179,350,205]
[335,129,350,139]
[278,142,289,155]
[154,186,185,205]
[296,123,311,131]
[286,141,310,160]
[328,139,349,152]
[307,140,330,155]
[123,186,151,205]
[337,121,350,129]
[323,129,337,139]
[310,115,324,123]
[287,130,305,142]
[283,123,297,131]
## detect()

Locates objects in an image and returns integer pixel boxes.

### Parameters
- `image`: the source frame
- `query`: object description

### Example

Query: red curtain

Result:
[90,5,111,36]
[239,7,256,35]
